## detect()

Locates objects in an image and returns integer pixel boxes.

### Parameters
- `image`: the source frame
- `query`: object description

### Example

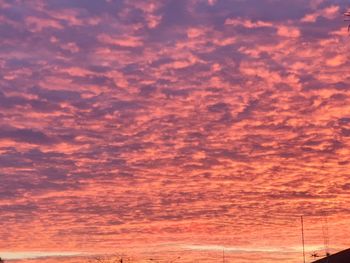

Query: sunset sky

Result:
[1,0,350,262]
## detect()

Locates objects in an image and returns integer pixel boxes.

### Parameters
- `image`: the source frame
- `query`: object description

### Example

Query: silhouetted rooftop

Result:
[312,249,350,263]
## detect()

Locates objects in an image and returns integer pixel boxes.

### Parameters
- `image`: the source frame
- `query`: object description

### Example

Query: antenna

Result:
[322,215,330,257]
[301,216,306,263]
[344,11,350,31]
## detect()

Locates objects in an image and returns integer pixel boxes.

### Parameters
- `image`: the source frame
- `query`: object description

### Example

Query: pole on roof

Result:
[322,214,330,257]
[301,216,306,263]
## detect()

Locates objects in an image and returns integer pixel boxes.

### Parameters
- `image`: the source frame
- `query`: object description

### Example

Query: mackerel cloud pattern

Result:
[0,0,350,262]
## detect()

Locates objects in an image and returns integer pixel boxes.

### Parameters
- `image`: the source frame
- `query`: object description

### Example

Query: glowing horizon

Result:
[0,251,86,260]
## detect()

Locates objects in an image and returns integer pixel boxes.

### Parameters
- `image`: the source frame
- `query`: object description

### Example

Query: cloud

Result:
[301,5,340,22]
[225,18,273,28]
[276,25,301,38]
[25,16,63,32]
[97,33,143,48]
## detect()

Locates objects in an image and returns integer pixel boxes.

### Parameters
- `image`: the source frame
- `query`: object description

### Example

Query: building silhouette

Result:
[312,248,350,263]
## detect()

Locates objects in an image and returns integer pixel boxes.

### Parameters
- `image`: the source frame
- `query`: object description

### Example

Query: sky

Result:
[0,0,350,262]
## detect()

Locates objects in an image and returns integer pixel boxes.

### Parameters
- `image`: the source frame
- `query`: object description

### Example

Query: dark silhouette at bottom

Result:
[312,248,350,263]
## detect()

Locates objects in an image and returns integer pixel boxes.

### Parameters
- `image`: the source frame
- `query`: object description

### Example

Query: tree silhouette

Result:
[87,254,131,263]
[0,257,4,263]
